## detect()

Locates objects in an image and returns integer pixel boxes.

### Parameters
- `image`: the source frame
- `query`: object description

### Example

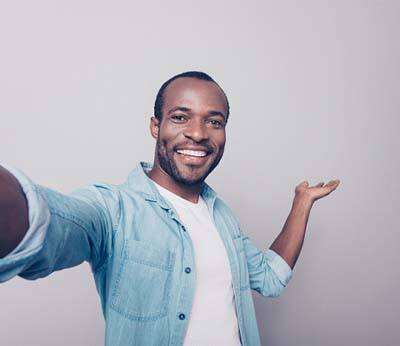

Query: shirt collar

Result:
[126,161,218,211]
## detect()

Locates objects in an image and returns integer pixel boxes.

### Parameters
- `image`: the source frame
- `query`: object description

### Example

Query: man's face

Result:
[150,77,228,186]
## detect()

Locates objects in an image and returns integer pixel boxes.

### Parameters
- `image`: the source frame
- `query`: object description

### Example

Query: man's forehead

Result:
[163,77,228,114]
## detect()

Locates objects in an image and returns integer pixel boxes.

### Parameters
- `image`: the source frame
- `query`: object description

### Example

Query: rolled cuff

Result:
[265,249,293,287]
[0,163,50,282]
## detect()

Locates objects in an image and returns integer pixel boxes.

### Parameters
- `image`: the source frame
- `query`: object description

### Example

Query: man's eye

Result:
[210,120,223,127]
[171,115,186,122]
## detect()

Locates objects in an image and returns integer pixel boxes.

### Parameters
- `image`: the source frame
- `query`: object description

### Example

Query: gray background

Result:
[1,1,399,345]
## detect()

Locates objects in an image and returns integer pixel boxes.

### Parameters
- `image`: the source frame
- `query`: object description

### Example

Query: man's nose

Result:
[183,119,209,142]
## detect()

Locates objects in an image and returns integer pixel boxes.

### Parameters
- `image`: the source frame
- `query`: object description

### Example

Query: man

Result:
[0,71,340,345]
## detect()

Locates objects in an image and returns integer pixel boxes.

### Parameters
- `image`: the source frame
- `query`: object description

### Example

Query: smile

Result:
[176,149,207,157]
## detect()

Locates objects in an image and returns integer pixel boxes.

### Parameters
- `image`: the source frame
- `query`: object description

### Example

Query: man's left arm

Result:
[241,179,340,297]
[269,179,340,270]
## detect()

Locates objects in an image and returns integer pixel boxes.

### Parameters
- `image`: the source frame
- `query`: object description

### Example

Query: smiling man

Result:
[0,71,340,346]
[148,74,228,201]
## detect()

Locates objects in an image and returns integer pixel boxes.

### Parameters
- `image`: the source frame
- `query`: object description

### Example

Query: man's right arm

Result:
[0,165,29,258]
[0,164,120,283]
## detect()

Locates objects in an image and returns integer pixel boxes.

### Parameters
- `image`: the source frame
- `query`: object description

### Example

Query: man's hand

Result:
[294,179,341,204]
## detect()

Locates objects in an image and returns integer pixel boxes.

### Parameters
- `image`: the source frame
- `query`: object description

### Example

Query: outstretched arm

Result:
[0,164,119,283]
[269,179,341,269]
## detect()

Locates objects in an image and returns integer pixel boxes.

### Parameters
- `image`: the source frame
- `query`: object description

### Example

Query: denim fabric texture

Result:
[0,161,293,346]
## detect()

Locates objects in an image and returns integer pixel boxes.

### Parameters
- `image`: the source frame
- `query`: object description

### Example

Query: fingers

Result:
[308,180,340,190]
[325,179,340,188]
[299,179,341,190]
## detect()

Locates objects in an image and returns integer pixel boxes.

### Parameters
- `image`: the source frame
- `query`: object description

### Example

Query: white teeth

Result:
[176,149,207,157]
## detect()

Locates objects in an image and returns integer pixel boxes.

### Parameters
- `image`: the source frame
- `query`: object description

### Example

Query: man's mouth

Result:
[176,149,208,157]
[174,148,211,165]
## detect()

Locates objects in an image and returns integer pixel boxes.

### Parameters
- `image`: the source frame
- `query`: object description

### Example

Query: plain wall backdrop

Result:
[1,1,399,345]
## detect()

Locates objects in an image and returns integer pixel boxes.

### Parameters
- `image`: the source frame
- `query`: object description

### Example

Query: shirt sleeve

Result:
[242,232,293,298]
[0,163,120,283]
[264,248,293,287]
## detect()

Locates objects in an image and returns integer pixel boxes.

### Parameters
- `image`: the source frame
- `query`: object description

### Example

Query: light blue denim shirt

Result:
[0,161,293,346]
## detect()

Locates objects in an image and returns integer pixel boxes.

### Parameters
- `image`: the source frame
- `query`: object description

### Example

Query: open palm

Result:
[295,179,341,203]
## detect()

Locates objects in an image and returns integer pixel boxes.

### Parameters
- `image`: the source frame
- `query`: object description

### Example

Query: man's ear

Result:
[150,116,160,139]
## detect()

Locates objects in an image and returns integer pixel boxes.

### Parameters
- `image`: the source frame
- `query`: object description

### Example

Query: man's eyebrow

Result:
[168,106,191,114]
[207,110,226,119]
[168,106,226,119]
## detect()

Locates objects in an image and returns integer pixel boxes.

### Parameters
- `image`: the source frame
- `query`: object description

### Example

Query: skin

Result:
[0,76,341,269]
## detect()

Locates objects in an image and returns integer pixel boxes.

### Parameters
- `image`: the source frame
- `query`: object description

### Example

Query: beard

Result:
[156,137,224,186]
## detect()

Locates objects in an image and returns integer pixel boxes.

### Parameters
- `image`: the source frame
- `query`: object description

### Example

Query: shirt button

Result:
[178,313,186,320]
[181,225,186,232]
[185,267,191,274]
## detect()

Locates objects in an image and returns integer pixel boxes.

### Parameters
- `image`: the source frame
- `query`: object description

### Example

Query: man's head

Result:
[150,71,229,186]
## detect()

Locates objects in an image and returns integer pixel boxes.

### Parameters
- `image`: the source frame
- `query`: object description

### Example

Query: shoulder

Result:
[71,181,121,203]
[214,196,241,229]
[69,182,124,225]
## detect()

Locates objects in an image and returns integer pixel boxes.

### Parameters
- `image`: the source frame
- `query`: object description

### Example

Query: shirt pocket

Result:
[110,239,176,321]
[232,235,250,290]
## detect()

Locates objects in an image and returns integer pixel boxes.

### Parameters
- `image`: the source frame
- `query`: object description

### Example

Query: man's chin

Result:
[174,171,207,186]
[172,165,210,186]
[172,154,222,185]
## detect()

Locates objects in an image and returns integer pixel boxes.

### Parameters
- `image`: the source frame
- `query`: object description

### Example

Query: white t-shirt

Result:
[153,181,242,346]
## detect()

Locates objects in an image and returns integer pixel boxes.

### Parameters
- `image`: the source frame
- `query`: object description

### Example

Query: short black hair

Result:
[153,71,230,122]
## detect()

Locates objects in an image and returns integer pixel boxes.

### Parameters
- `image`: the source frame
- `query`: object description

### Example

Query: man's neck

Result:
[147,165,202,204]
